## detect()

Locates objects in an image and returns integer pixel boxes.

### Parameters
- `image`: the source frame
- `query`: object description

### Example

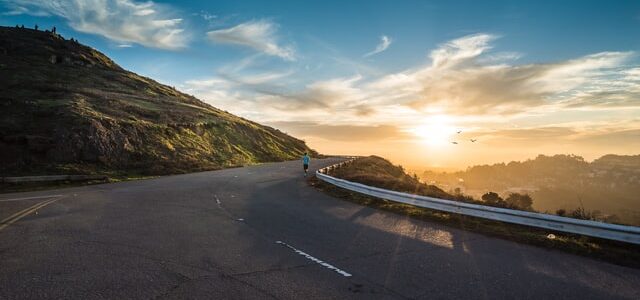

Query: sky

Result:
[2,0,640,170]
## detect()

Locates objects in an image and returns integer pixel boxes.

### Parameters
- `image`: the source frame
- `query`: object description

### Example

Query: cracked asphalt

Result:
[1,158,639,299]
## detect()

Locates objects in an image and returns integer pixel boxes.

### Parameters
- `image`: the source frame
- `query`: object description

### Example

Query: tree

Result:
[505,193,534,211]
[481,192,504,206]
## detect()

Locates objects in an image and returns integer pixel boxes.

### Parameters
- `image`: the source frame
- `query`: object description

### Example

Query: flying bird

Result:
[456,130,462,134]
[470,139,477,142]
[451,141,458,145]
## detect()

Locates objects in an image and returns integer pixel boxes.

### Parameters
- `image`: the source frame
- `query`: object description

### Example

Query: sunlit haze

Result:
[4,0,638,170]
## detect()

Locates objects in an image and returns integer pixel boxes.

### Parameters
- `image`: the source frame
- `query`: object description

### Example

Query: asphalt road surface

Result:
[1,158,639,299]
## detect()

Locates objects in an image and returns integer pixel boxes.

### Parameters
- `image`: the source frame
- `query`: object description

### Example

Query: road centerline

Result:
[0,197,60,232]
[275,241,352,277]
[0,195,64,202]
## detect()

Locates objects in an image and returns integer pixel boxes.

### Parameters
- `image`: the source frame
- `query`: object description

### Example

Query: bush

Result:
[482,192,505,206]
[567,207,601,221]
[555,207,621,224]
[505,193,534,211]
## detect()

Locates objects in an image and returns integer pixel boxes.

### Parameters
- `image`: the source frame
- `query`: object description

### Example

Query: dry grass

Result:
[310,158,640,268]
[0,26,316,176]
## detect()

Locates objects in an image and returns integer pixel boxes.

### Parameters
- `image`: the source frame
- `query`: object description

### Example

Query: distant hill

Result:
[422,154,640,226]
[0,26,317,176]
[331,156,454,199]
[329,156,537,211]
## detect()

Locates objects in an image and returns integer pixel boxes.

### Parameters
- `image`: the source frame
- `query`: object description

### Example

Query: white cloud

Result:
[182,33,639,130]
[207,20,295,61]
[1,4,48,16]
[369,34,637,115]
[222,71,294,86]
[364,35,392,57]
[2,0,188,50]
[429,33,496,68]
[195,11,217,21]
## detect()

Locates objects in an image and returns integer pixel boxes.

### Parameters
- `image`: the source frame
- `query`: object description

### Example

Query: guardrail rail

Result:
[316,158,640,245]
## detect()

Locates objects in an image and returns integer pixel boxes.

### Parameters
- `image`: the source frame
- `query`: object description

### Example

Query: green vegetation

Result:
[481,191,533,211]
[330,156,534,211]
[0,174,157,194]
[423,154,640,226]
[329,156,454,199]
[0,26,317,179]
[311,156,640,268]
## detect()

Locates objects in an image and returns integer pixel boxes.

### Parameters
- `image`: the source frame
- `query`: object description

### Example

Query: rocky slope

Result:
[0,26,316,176]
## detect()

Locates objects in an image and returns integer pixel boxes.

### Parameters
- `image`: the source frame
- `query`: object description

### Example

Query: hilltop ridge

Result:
[0,26,317,176]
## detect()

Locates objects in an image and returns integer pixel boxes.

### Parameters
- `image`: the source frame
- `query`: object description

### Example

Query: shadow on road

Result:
[235,167,640,299]
[0,159,638,299]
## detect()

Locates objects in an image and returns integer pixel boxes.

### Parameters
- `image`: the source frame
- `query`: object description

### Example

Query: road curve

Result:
[0,158,639,299]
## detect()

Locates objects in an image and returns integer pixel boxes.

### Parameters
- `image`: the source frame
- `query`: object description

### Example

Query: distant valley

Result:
[422,154,640,226]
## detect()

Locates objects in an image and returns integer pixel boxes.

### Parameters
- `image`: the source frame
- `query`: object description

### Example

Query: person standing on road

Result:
[302,152,310,176]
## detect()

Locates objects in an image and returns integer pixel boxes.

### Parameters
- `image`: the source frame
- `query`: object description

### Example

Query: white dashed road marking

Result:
[214,194,349,277]
[215,195,245,222]
[276,241,352,277]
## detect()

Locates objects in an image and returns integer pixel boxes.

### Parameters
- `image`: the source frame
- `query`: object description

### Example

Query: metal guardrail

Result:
[317,159,640,245]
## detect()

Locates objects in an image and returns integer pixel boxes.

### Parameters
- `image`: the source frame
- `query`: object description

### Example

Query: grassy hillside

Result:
[0,26,317,176]
[311,156,640,267]
[329,156,535,211]
[330,156,454,199]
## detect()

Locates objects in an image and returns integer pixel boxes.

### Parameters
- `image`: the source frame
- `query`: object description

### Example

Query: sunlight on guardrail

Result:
[317,158,640,245]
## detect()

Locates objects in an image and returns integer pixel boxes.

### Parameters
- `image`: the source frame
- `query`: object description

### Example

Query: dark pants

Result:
[303,164,309,171]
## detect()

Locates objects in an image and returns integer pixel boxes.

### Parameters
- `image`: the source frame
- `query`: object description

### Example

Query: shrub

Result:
[482,192,505,206]
[505,193,534,211]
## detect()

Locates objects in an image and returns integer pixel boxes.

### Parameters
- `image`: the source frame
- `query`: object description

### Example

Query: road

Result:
[1,158,639,299]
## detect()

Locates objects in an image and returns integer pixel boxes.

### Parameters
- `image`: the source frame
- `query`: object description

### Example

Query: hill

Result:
[422,154,640,226]
[313,158,640,267]
[328,156,536,211]
[0,26,316,176]
[330,156,463,201]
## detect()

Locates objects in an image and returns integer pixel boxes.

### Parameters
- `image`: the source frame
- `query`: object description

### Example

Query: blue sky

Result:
[2,0,640,168]
[3,1,638,83]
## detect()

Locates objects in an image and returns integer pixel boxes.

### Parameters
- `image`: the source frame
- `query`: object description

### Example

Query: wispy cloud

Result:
[266,122,408,142]
[473,121,640,149]
[429,33,496,68]
[367,34,637,115]
[364,35,392,57]
[183,32,639,139]
[207,20,295,61]
[198,11,217,21]
[2,0,188,50]
[1,3,49,16]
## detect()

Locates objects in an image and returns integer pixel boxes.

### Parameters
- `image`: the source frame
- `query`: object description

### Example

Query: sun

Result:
[410,116,457,146]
